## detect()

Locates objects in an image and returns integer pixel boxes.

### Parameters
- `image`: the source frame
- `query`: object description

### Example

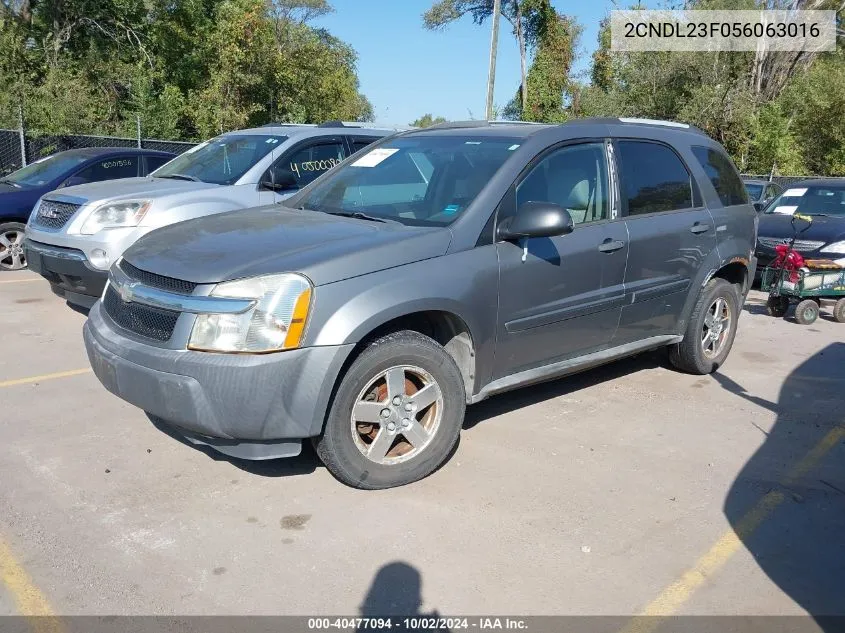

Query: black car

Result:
[755,180,845,281]
[0,147,175,270]
[743,178,782,212]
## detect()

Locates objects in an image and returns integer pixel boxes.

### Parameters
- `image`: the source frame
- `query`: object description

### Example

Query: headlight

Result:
[80,200,152,235]
[188,273,312,353]
[820,240,845,254]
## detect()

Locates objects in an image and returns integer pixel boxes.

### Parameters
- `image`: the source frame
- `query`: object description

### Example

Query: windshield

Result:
[152,134,287,185]
[764,185,845,217]
[744,183,764,199]
[2,153,90,188]
[288,136,521,226]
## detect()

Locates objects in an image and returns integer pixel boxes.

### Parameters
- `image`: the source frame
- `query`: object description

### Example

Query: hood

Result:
[757,213,845,243]
[55,176,220,203]
[123,206,452,286]
[0,185,42,219]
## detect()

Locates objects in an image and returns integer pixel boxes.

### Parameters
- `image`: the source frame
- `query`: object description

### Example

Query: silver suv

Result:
[25,122,398,308]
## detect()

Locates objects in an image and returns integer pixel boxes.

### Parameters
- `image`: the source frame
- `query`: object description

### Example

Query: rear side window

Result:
[617,141,693,215]
[352,137,382,153]
[144,155,172,174]
[73,155,139,183]
[691,145,748,206]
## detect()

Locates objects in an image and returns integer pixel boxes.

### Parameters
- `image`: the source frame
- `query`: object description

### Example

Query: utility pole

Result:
[486,0,502,120]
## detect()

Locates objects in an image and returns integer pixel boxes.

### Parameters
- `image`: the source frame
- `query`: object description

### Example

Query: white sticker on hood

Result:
[782,188,807,197]
[352,148,399,167]
[772,205,799,215]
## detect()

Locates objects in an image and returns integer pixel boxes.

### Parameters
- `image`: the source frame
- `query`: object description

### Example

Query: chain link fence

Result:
[0,129,196,176]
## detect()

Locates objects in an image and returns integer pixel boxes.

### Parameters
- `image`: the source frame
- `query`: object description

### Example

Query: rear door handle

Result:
[690,223,710,234]
[598,239,625,253]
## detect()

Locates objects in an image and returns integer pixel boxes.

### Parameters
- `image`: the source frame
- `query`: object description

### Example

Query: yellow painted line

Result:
[0,368,91,389]
[0,535,63,632]
[0,278,41,284]
[620,425,845,633]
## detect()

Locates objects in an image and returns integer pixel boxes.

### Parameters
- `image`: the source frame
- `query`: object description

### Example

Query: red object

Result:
[771,244,805,283]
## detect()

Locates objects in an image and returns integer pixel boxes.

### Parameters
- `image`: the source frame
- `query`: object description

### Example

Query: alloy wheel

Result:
[0,228,26,270]
[701,296,731,359]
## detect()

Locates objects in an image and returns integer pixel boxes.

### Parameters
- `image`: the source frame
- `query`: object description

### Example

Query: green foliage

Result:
[0,0,372,140]
[410,114,447,127]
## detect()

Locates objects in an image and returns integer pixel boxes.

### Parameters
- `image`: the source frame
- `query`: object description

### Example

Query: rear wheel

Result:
[795,299,820,325]
[766,295,790,317]
[0,222,27,271]
[834,298,845,323]
[313,330,465,489]
[670,278,739,375]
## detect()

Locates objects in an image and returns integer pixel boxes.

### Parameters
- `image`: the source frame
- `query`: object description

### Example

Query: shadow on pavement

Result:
[718,343,845,628]
[358,561,445,628]
[463,349,667,430]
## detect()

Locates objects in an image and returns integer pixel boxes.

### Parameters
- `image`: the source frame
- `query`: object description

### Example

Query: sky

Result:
[313,0,626,126]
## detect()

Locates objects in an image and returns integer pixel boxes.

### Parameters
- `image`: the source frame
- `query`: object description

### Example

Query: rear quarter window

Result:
[691,145,748,206]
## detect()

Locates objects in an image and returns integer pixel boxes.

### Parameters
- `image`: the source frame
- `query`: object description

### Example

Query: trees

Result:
[0,0,373,140]
[410,114,447,127]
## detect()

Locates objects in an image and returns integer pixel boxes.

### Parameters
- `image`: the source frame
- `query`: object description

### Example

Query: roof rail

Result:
[260,122,316,128]
[618,117,704,133]
[425,119,545,130]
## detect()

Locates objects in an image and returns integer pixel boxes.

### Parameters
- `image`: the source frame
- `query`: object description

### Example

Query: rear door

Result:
[493,140,628,379]
[612,139,717,345]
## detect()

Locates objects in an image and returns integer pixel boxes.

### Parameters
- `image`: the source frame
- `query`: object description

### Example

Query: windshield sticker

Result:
[265,138,280,144]
[782,188,807,197]
[352,148,399,167]
[772,205,799,215]
[508,144,521,151]
[443,204,461,216]
[465,141,481,145]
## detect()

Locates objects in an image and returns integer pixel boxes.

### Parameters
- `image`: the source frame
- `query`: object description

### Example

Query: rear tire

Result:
[795,299,820,325]
[0,221,27,271]
[313,330,465,489]
[766,296,789,317]
[834,298,845,323]
[670,278,739,375]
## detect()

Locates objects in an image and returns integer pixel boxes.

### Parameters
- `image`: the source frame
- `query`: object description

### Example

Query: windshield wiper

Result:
[0,179,21,188]
[156,174,200,182]
[324,211,401,224]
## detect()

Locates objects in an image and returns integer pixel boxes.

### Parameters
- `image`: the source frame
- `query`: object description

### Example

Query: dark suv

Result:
[83,118,757,489]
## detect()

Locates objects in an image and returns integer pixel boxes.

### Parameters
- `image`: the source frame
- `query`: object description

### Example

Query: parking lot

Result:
[2,269,844,620]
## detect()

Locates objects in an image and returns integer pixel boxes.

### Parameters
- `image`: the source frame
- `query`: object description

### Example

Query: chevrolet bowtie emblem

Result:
[40,205,60,219]
[117,281,139,303]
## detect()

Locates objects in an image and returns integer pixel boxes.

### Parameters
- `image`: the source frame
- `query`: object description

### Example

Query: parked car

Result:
[743,178,782,212]
[83,118,757,489]
[0,147,174,271]
[755,180,845,282]
[24,122,397,307]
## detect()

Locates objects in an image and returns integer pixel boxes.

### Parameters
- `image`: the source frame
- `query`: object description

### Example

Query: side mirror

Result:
[62,176,88,188]
[260,168,298,192]
[498,201,574,241]
[753,201,766,213]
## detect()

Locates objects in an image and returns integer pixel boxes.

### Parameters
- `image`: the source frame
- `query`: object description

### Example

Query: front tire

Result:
[313,330,466,489]
[670,278,739,375]
[794,299,820,325]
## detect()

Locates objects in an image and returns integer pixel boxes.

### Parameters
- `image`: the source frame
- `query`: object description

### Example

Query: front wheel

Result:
[794,299,820,325]
[313,330,466,489]
[670,278,740,375]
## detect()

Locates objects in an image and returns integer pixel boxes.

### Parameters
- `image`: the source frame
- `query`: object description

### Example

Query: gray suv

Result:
[83,118,758,489]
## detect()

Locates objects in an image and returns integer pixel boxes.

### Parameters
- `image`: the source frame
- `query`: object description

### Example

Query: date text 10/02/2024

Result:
[307,617,529,630]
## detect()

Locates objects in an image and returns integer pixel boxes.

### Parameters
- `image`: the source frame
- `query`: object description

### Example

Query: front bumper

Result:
[25,239,106,307]
[84,301,354,459]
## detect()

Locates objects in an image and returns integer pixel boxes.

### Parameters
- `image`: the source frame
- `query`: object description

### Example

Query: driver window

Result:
[516,143,609,224]
[284,142,346,188]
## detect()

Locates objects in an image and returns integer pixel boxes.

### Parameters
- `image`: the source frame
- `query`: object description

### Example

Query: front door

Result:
[493,141,628,380]
[259,137,348,204]
[611,139,717,345]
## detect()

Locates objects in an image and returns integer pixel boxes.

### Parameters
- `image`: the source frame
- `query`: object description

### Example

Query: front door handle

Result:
[690,223,710,234]
[598,239,625,253]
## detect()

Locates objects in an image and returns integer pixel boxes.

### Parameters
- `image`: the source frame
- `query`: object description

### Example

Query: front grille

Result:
[32,199,81,230]
[102,285,179,341]
[119,259,198,295]
[757,237,826,252]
